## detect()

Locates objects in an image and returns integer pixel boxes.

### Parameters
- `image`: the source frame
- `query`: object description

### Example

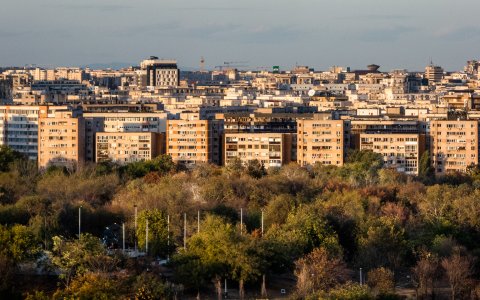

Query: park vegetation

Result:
[1,145,480,299]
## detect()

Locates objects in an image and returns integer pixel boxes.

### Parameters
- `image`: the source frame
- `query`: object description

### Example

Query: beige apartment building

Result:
[223,133,293,168]
[430,120,479,175]
[38,110,85,169]
[0,105,69,160]
[166,113,223,166]
[296,116,350,166]
[359,133,426,175]
[96,132,165,164]
[84,111,167,162]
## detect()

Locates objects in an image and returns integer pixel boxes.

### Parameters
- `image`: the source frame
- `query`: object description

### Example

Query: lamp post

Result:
[134,204,138,253]
[78,206,82,240]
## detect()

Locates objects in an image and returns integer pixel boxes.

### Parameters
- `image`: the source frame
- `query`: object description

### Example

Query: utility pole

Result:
[134,205,138,253]
[240,208,243,235]
[360,268,363,285]
[122,223,125,253]
[44,214,47,250]
[146,219,149,254]
[197,210,200,234]
[261,210,264,236]
[78,206,82,240]
[184,213,187,250]
[167,214,170,261]
[224,279,228,297]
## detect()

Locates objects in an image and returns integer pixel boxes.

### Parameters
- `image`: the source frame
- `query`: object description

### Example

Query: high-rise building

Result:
[0,105,69,160]
[83,112,168,162]
[425,63,444,83]
[140,56,179,88]
[166,113,223,166]
[430,120,479,175]
[359,133,426,175]
[223,132,293,168]
[0,78,12,100]
[38,109,85,169]
[96,132,165,164]
[296,116,350,166]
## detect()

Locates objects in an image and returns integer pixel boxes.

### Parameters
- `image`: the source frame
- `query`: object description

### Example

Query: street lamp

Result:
[78,205,82,240]
[134,204,138,253]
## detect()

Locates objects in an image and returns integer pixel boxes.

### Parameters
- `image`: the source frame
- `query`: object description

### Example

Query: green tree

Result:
[246,159,266,179]
[0,145,25,172]
[418,151,434,182]
[136,209,170,257]
[54,272,121,300]
[51,234,113,287]
[326,282,373,300]
[342,150,384,186]
[134,272,172,300]
[0,224,40,262]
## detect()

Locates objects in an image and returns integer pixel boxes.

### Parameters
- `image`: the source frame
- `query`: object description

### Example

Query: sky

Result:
[1,0,480,71]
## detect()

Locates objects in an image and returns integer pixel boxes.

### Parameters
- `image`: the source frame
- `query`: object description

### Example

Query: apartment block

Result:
[166,114,223,166]
[96,132,165,164]
[141,57,179,88]
[359,133,426,175]
[38,110,85,169]
[224,133,293,168]
[350,119,426,148]
[84,112,167,162]
[297,116,350,166]
[430,120,479,175]
[0,105,68,160]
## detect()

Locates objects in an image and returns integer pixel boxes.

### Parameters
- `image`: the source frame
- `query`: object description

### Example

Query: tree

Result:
[54,272,122,300]
[357,217,409,271]
[134,272,172,300]
[367,267,395,297]
[0,224,40,263]
[418,151,434,182]
[411,251,439,299]
[0,225,40,295]
[228,236,264,299]
[441,248,475,300]
[173,215,234,298]
[326,282,373,300]
[136,209,170,257]
[342,150,384,186]
[246,159,266,179]
[51,234,113,287]
[0,145,25,172]
[294,247,349,297]
[122,154,176,179]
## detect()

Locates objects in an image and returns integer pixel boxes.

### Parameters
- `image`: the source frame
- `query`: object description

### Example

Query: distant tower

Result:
[200,56,205,72]
[425,61,444,84]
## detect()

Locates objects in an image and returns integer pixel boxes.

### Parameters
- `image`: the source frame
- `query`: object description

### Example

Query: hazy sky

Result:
[2,0,480,71]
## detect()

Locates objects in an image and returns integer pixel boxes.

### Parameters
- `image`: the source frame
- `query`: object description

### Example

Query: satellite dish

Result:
[308,89,316,97]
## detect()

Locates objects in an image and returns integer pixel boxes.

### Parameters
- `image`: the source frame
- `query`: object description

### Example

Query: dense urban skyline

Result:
[2,0,480,70]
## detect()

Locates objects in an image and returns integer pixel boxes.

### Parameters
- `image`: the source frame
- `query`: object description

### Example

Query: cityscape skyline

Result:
[2,0,480,70]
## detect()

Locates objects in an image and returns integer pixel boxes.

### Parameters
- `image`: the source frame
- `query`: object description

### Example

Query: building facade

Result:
[84,112,167,162]
[223,132,293,168]
[38,110,85,169]
[166,114,223,166]
[95,132,165,164]
[141,57,179,88]
[296,117,350,166]
[359,133,426,175]
[430,120,479,175]
[0,105,69,160]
